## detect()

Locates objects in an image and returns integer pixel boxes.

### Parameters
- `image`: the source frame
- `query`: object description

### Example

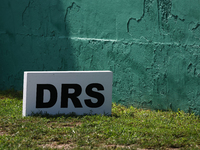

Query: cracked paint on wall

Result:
[1,0,200,115]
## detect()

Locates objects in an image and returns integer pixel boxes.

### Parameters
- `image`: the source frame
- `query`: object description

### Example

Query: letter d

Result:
[36,84,57,108]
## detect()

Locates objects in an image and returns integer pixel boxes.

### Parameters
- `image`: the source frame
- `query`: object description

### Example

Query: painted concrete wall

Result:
[1,0,200,114]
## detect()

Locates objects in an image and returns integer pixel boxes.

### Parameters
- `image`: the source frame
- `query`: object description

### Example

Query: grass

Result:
[0,90,200,149]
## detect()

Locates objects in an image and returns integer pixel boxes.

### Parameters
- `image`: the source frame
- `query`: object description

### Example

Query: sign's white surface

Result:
[23,71,112,116]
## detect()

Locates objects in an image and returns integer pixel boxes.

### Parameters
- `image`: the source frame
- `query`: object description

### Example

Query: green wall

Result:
[1,0,200,114]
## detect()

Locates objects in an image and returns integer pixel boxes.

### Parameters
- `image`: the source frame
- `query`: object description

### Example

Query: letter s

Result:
[85,83,105,108]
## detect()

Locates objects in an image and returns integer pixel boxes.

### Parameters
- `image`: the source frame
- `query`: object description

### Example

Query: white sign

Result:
[23,71,112,116]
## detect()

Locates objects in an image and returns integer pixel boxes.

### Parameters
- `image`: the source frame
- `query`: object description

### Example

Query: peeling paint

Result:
[22,1,31,27]
[127,0,146,32]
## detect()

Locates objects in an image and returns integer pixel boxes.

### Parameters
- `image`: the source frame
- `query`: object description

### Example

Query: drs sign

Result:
[23,71,112,116]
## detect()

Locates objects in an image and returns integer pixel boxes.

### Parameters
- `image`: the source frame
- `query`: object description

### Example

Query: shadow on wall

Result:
[0,0,76,90]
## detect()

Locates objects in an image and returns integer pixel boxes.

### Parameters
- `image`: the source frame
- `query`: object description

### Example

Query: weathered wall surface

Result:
[1,0,200,114]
